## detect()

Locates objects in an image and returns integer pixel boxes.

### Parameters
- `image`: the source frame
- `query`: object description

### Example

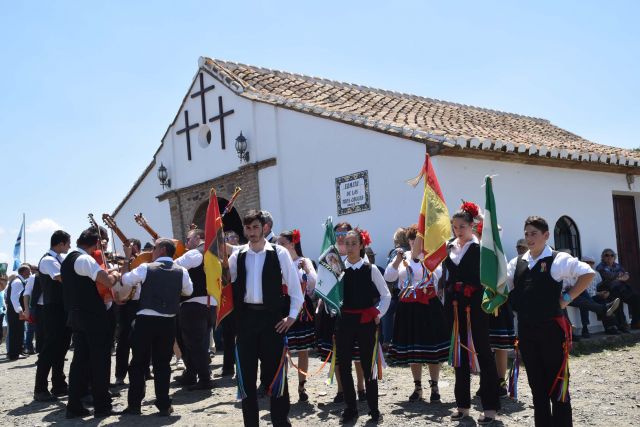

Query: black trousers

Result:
[445,300,500,411]
[7,307,24,359]
[115,300,139,380]
[609,283,640,324]
[236,308,290,427]
[34,303,71,393]
[180,302,212,383]
[128,315,175,410]
[335,312,378,412]
[34,305,44,353]
[67,324,112,413]
[519,319,572,427]
[221,314,236,373]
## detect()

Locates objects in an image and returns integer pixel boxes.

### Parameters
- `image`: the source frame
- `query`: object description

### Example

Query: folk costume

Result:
[508,245,593,427]
[61,248,113,416]
[335,257,391,418]
[443,236,500,413]
[121,257,193,413]
[286,256,317,352]
[34,250,71,398]
[6,275,27,360]
[175,246,215,388]
[488,304,516,351]
[229,240,303,427]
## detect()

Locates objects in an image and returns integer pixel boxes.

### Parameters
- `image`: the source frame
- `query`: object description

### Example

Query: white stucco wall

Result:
[112,164,172,254]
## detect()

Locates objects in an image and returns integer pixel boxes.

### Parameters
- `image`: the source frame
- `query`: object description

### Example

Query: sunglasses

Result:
[335,231,348,237]
[604,254,615,257]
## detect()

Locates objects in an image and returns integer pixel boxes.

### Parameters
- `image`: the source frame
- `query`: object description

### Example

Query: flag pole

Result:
[23,213,26,263]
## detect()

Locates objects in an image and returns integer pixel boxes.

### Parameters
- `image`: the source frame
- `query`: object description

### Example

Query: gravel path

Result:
[1,342,639,426]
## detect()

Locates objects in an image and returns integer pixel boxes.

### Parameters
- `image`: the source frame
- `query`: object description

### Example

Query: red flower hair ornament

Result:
[460,201,480,219]
[355,228,372,247]
[291,229,301,245]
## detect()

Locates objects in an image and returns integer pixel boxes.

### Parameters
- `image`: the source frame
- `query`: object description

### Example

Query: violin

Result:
[87,214,114,304]
[134,213,186,258]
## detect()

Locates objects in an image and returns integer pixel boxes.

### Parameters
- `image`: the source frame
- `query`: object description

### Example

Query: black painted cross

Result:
[190,73,215,124]
[208,96,235,150]
[176,110,199,161]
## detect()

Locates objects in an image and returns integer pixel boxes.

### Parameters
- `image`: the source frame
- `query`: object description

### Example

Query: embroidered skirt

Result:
[488,303,516,350]
[287,295,316,352]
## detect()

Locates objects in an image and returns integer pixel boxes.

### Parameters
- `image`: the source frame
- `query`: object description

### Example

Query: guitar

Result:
[87,213,114,303]
[134,213,186,258]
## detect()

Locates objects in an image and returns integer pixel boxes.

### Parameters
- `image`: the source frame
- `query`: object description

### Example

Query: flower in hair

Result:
[357,228,372,247]
[460,201,480,219]
[474,221,484,237]
[292,229,301,245]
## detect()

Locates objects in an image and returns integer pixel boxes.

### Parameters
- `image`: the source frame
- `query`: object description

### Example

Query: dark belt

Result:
[245,303,267,311]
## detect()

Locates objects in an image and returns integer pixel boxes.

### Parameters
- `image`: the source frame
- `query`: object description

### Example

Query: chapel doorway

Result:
[612,195,640,291]
[192,197,246,244]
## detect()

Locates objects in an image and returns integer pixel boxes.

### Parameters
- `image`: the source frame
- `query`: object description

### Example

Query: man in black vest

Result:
[229,210,303,427]
[121,238,193,416]
[33,230,72,402]
[61,228,122,419]
[23,265,45,354]
[6,264,31,360]
[174,228,215,390]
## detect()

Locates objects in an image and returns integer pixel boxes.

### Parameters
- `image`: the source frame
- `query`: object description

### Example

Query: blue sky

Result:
[0,0,638,270]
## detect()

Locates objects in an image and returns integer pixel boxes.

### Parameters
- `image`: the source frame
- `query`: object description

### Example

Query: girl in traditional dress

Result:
[335,229,391,423]
[384,224,449,403]
[443,202,499,425]
[277,229,317,402]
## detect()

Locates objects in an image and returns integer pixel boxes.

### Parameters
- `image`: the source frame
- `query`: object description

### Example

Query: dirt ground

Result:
[1,341,639,426]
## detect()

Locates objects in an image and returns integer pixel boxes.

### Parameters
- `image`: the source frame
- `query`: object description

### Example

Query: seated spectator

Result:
[565,256,620,337]
[595,249,640,330]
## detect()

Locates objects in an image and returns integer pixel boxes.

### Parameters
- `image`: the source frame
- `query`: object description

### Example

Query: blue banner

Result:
[12,220,24,271]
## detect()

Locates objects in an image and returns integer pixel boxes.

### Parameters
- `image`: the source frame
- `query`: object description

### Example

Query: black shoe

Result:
[110,377,125,387]
[497,379,508,398]
[581,328,591,339]
[606,326,620,335]
[298,383,309,402]
[174,374,197,386]
[619,324,630,333]
[66,406,90,419]
[409,388,423,402]
[94,408,122,418]
[428,380,440,403]
[121,406,142,416]
[478,416,495,425]
[341,407,358,423]
[145,371,154,380]
[157,405,174,417]
[51,387,68,397]
[333,391,344,403]
[368,409,381,422]
[357,389,366,402]
[34,391,58,402]
[188,381,214,391]
[451,412,467,421]
[220,368,234,377]
[606,298,621,317]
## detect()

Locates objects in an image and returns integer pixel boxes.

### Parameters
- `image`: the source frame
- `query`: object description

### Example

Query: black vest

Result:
[182,261,207,303]
[6,277,26,314]
[511,251,562,323]
[443,242,482,307]
[342,263,380,310]
[61,251,106,330]
[30,273,42,309]
[234,247,289,315]
[139,261,183,315]
[39,252,63,305]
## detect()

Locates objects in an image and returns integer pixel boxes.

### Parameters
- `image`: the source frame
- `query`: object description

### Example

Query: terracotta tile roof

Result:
[199,57,640,168]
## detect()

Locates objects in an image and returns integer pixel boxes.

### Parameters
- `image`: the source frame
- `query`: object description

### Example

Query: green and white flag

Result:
[480,176,509,314]
[314,217,345,316]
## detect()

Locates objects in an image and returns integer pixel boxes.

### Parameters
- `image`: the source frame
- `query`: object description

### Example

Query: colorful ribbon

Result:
[549,316,572,402]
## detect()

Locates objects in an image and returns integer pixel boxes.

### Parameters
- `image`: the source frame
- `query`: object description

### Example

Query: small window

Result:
[554,216,581,259]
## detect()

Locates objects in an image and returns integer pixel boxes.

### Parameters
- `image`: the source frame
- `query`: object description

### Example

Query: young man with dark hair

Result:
[61,228,122,418]
[174,228,215,390]
[33,229,72,402]
[507,216,594,427]
[6,264,31,360]
[121,238,193,416]
[229,209,304,427]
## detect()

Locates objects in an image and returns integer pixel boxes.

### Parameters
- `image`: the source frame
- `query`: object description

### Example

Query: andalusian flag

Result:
[480,176,509,314]
[314,218,345,316]
[409,154,451,271]
[203,188,233,325]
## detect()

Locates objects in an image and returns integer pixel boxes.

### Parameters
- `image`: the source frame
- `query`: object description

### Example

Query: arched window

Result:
[554,216,581,259]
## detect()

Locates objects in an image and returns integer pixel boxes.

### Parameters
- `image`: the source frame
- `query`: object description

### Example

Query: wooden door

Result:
[612,195,640,291]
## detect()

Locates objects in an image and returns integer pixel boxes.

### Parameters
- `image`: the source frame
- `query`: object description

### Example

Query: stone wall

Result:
[159,158,276,241]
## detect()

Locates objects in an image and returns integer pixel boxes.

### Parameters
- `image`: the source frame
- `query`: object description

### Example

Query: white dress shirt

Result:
[9,275,27,314]
[175,248,215,306]
[384,257,440,293]
[73,248,103,282]
[229,240,304,319]
[38,249,64,299]
[344,258,391,318]
[506,245,594,291]
[122,256,193,317]
[23,275,44,306]
[291,256,318,296]
[448,236,479,266]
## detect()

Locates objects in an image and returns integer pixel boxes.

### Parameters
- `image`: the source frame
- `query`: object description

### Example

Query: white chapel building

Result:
[112,56,640,291]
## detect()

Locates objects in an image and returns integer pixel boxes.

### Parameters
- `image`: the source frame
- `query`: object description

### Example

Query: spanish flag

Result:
[204,188,233,326]
[410,154,451,271]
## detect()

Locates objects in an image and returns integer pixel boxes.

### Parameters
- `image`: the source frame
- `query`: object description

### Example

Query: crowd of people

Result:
[1,206,639,427]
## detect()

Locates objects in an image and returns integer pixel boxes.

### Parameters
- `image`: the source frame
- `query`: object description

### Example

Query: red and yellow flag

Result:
[204,188,233,326]
[410,154,451,271]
